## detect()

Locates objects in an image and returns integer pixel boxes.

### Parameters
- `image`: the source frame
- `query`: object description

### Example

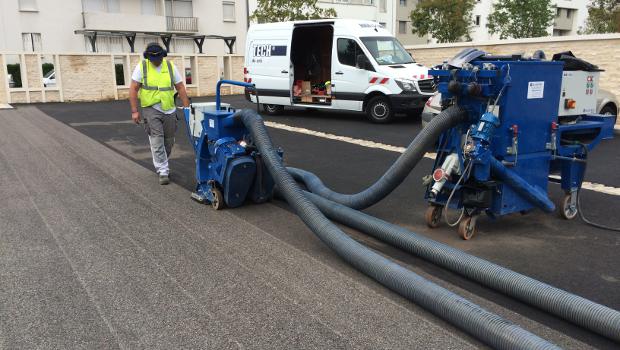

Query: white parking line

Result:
[265,120,620,197]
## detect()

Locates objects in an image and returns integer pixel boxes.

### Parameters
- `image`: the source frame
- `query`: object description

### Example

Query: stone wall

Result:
[1,52,243,104]
[406,33,620,100]
[24,54,42,89]
[59,55,117,102]
[0,55,6,105]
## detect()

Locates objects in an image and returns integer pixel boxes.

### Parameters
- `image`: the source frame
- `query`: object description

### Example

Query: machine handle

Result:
[216,79,256,111]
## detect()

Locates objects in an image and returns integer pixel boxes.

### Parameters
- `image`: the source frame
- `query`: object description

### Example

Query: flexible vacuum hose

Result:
[237,109,560,350]
[303,191,620,342]
[287,105,468,209]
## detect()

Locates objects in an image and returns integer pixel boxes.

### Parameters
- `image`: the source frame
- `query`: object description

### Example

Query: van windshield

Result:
[360,37,414,65]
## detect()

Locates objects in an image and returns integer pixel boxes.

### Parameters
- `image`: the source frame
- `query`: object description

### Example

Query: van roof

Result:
[248,19,391,37]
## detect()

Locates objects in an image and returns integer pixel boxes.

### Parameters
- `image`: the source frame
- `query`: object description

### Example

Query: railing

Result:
[166,16,198,32]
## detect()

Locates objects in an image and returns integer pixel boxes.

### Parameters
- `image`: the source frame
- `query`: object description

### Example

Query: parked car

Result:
[422,89,619,128]
[598,89,619,117]
[244,19,435,123]
[42,69,56,87]
[7,74,15,88]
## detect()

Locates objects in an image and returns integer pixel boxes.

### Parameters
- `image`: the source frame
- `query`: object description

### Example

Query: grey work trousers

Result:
[143,107,178,176]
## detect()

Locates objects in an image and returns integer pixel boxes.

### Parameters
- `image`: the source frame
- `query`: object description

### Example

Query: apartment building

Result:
[247,0,396,34]
[394,0,428,45]
[0,0,249,55]
[471,0,588,42]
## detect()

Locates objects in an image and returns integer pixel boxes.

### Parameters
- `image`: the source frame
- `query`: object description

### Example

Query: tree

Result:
[583,0,620,34]
[250,0,337,23]
[486,0,555,39]
[409,0,476,43]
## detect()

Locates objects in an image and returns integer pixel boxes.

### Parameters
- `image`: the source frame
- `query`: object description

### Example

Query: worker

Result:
[129,42,190,185]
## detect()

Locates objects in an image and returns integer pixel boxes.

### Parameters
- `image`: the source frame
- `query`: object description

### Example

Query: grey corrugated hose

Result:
[303,191,620,342]
[287,105,468,209]
[237,109,561,350]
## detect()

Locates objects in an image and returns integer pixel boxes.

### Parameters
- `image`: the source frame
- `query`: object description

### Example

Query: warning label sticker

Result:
[527,81,545,99]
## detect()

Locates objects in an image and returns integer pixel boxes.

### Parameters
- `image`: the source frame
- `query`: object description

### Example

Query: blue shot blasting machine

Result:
[183,80,278,209]
[424,50,614,239]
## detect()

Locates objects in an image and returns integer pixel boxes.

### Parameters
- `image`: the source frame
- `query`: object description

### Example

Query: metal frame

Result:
[74,30,236,54]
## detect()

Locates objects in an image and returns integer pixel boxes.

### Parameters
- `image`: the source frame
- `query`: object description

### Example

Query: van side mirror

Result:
[356,54,371,70]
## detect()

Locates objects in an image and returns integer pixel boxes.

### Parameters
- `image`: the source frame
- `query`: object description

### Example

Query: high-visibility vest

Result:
[139,59,176,111]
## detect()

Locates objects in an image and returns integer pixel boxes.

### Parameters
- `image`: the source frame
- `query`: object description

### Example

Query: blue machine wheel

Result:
[458,216,477,240]
[425,205,443,228]
[560,192,578,220]
[210,187,225,210]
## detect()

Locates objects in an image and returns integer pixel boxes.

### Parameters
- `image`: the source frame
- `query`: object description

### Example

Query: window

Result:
[184,57,196,85]
[22,33,42,52]
[83,0,119,13]
[474,15,480,26]
[223,1,235,22]
[337,38,364,67]
[398,21,407,34]
[107,0,120,13]
[41,55,55,88]
[114,56,127,86]
[6,55,23,88]
[379,0,386,12]
[360,36,414,65]
[165,0,193,17]
[18,0,38,11]
[400,0,406,6]
[141,0,157,15]
[566,9,572,19]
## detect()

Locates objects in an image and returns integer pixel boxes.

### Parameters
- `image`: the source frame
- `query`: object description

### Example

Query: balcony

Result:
[166,16,199,32]
[83,12,166,32]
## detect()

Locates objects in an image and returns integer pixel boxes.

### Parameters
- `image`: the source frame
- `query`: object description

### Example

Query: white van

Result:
[244,19,435,123]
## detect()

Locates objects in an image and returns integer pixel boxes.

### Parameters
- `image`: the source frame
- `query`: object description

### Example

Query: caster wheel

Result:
[458,216,477,240]
[210,187,225,210]
[560,193,578,220]
[424,205,443,228]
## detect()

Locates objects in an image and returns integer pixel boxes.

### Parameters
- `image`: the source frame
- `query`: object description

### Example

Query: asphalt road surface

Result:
[12,95,619,349]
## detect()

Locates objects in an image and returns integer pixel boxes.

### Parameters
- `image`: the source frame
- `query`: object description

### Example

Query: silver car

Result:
[422,90,619,128]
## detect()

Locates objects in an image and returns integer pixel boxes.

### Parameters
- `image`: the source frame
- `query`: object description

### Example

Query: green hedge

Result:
[6,64,22,88]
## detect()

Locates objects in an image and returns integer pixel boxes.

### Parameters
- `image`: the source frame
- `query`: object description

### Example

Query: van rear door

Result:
[248,38,291,106]
[331,37,371,112]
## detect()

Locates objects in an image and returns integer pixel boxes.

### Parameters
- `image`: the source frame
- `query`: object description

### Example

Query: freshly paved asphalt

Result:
[1,95,618,349]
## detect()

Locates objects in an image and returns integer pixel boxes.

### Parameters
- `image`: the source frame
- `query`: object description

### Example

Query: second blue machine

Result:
[424,49,614,239]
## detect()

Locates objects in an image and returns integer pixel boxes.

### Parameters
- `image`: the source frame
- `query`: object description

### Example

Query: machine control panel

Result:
[558,71,599,117]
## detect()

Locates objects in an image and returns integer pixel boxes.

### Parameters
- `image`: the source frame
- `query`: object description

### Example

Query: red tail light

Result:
[425,95,433,107]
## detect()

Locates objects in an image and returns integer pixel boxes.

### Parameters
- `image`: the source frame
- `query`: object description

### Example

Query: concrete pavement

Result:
[0,106,480,349]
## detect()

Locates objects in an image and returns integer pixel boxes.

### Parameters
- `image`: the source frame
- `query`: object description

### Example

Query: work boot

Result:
[159,174,170,185]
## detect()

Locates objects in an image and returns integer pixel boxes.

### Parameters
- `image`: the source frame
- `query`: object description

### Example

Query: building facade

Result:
[470,0,588,42]
[0,0,249,55]
[394,0,428,45]
[247,0,396,34]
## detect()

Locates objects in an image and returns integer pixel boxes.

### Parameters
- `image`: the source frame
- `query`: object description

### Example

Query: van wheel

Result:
[366,96,394,123]
[263,104,284,115]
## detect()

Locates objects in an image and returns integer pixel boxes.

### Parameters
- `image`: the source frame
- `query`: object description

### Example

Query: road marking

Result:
[265,120,620,197]
[265,121,410,153]
[70,120,134,127]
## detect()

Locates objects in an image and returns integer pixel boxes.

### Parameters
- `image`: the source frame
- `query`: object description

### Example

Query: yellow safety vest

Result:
[139,59,176,111]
